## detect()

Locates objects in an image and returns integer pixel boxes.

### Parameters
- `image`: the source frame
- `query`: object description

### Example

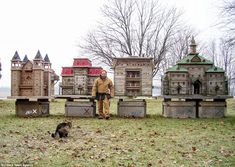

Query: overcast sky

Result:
[0,0,223,88]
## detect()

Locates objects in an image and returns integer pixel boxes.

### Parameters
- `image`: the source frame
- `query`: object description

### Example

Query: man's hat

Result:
[101,70,107,77]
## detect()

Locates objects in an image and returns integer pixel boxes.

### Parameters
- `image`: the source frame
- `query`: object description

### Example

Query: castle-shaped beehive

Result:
[11,50,59,97]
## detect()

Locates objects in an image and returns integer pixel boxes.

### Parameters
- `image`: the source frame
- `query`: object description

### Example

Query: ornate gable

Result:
[22,61,33,71]
[191,55,201,62]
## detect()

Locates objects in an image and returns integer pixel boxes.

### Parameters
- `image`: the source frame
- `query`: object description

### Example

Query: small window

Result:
[183,82,185,85]
[210,82,212,85]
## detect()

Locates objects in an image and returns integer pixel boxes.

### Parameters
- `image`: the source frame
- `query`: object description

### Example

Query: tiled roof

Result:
[167,65,188,73]
[12,51,21,61]
[206,66,225,73]
[44,54,50,63]
[177,54,213,65]
[34,50,43,60]
[23,55,29,62]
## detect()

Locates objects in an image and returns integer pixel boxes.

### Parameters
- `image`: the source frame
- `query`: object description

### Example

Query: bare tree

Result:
[205,38,235,95]
[220,0,235,45]
[81,0,183,77]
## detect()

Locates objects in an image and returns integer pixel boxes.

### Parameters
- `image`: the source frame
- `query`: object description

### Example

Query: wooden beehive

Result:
[60,58,102,95]
[112,57,153,96]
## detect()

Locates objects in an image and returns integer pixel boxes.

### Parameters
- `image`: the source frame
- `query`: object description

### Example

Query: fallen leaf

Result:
[220,147,233,157]
[147,163,152,167]
[96,129,102,133]
[192,146,197,152]
[34,156,41,161]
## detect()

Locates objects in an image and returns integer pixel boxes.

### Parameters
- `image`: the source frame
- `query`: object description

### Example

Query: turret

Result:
[33,50,44,69]
[33,50,44,96]
[11,51,22,96]
[44,54,51,70]
[11,51,22,69]
[189,36,197,54]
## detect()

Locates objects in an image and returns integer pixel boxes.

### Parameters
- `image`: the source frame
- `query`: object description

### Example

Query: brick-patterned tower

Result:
[33,50,44,96]
[43,54,51,96]
[11,51,22,96]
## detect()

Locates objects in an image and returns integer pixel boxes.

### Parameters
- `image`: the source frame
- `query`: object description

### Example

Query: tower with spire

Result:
[43,54,52,96]
[33,50,44,96]
[10,50,59,97]
[11,51,22,96]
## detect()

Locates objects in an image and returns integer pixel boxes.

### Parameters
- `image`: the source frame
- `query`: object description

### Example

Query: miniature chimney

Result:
[189,36,197,54]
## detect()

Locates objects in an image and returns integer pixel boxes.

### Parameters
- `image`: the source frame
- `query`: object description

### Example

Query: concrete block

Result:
[199,101,226,118]
[117,99,146,118]
[65,101,96,117]
[16,99,49,117]
[163,101,196,118]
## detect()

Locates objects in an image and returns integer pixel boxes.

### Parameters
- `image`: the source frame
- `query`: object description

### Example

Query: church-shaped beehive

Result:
[11,50,59,97]
[161,37,231,118]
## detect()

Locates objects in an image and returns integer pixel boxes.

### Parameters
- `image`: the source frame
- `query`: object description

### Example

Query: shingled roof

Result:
[177,54,213,65]
[34,50,43,60]
[44,54,50,63]
[206,66,225,73]
[23,55,29,62]
[11,51,21,61]
[167,65,188,73]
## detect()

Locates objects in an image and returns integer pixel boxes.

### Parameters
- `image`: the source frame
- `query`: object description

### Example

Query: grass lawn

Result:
[0,98,235,167]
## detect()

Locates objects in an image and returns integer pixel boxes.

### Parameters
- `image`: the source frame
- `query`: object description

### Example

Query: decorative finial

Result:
[189,36,197,54]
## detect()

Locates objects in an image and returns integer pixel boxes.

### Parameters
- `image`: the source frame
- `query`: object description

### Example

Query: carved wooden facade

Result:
[60,58,103,95]
[161,38,230,118]
[112,57,153,96]
[162,38,228,96]
[11,51,59,97]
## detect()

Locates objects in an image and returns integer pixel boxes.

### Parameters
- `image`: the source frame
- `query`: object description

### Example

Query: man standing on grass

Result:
[92,70,114,119]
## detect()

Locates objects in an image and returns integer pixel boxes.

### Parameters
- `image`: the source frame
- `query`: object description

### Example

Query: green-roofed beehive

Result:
[161,37,231,118]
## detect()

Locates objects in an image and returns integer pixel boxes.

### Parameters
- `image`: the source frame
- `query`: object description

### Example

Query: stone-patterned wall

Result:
[206,73,225,95]
[74,68,88,95]
[87,76,97,95]
[114,59,153,96]
[11,70,21,96]
[21,89,33,96]
[62,88,73,95]
[114,67,126,96]
[180,65,211,95]
[168,73,188,95]
[33,70,44,96]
